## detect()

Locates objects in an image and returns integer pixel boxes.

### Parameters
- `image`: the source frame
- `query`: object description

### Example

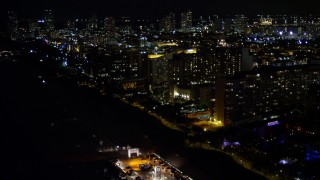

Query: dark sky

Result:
[1,0,319,20]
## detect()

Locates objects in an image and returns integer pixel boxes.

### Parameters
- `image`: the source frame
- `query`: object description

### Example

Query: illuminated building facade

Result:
[147,54,169,89]
[180,10,192,32]
[222,66,320,125]
[172,84,213,105]
[83,45,147,92]
[169,48,209,87]
[167,46,243,103]
[234,14,248,33]
[87,13,98,31]
[109,47,143,82]
[84,46,144,84]
[211,47,242,77]
[104,16,116,44]
[117,17,132,36]
[44,10,54,32]
[260,15,273,26]
[168,48,221,104]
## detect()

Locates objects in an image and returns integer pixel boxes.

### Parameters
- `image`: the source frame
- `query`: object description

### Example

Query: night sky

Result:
[0,0,319,20]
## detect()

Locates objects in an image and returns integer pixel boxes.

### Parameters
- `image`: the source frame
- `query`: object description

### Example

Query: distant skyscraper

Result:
[28,20,38,38]
[87,13,98,31]
[104,16,115,31]
[160,12,175,32]
[104,16,116,43]
[44,10,54,32]
[7,11,18,40]
[181,10,192,32]
[234,14,248,33]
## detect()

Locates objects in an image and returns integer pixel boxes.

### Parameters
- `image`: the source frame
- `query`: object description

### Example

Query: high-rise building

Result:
[180,10,192,32]
[169,46,242,87]
[168,48,216,103]
[28,20,38,38]
[147,54,169,88]
[234,14,248,33]
[85,46,144,81]
[87,13,98,31]
[109,47,143,81]
[117,17,132,35]
[104,16,116,43]
[160,12,176,32]
[211,47,242,77]
[221,65,320,125]
[169,48,206,87]
[7,11,18,40]
[146,53,171,100]
[44,10,54,32]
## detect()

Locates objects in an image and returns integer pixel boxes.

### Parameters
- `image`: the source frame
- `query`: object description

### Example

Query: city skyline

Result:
[1,0,319,20]
[2,1,320,179]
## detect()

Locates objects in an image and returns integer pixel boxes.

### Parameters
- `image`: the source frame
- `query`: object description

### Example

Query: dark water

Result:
[0,61,266,180]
